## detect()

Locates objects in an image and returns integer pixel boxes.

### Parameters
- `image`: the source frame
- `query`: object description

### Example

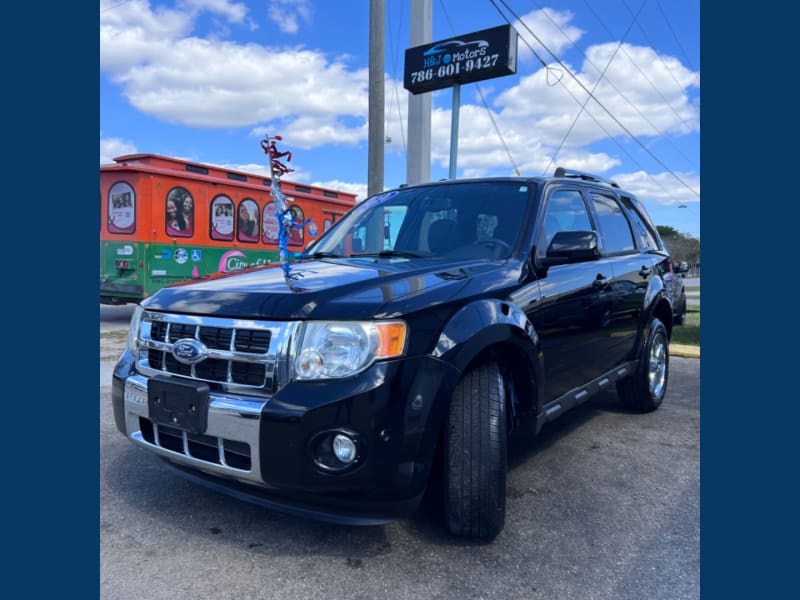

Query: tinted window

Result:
[542,189,593,249]
[621,196,660,250]
[590,194,635,253]
[310,181,534,259]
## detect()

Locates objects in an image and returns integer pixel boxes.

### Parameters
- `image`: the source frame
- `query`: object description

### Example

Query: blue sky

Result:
[100,0,700,237]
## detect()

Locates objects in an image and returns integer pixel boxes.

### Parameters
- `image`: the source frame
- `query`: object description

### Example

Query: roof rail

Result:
[553,167,619,188]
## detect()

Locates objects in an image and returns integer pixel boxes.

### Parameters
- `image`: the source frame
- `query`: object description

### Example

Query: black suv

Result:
[112,168,676,540]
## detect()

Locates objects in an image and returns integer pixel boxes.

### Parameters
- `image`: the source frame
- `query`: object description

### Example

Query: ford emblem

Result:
[172,338,208,365]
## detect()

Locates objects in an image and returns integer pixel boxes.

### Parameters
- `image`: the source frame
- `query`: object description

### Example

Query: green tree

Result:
[656,226,700,266]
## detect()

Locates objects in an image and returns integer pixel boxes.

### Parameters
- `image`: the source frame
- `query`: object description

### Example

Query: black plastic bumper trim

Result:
[161,460,422,526]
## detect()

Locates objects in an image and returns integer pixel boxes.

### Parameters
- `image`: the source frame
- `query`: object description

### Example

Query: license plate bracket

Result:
[148,375,210,435]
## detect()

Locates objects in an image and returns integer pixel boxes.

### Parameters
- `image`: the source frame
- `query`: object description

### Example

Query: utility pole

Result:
[368,0,385,197]
[406,0,431,185]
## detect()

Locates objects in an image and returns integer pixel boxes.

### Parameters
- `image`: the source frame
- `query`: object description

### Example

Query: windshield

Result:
[306,181,535,260]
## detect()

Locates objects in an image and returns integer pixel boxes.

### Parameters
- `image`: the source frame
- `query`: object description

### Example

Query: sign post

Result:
[403,24,518,178]
[449,84,460,179]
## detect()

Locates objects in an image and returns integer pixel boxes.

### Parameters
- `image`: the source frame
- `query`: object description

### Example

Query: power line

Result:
[438,0,521,175]
[101,0,134,13]
[490,0,699,198]
[543,0,647,175]
[386,0,407,154]
[474,85,522,176]
[486,1,648,175]
[486,0,686,203]
[654,0,696,72]
[577,0,699,142]
[621,0,694,104]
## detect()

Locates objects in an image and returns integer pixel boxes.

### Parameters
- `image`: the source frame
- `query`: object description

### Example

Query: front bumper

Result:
[111,351,460,524]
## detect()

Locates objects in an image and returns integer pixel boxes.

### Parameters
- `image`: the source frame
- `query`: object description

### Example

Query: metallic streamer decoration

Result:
[261,135,312,280]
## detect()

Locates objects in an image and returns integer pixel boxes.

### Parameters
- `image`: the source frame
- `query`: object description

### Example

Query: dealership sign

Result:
[403,24,518,95]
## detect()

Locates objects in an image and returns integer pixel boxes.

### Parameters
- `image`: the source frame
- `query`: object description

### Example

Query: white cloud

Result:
[499,42,699,146]
[101,1,367,139]
[100,1,194,72]
[613,170,700,205]
[578,43,700,137]
[514,8,585,62]
[267,0,312,34]
[252,115,368,149]
[218,161,271,177]
[178,0,248,23]
[215,160,314,185]
[312,180,369,202]
[113,39,368,128]
[100,137,138,164]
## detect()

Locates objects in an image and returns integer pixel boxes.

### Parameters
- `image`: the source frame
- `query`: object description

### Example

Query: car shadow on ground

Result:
[406,389,630,545]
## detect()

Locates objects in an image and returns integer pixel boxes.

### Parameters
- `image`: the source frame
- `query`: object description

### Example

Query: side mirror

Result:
[541,230,600,265]
[677,261,689,274]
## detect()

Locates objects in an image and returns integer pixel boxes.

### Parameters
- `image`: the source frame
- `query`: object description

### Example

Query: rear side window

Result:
[589,194,635,254]
[621,196,660,250]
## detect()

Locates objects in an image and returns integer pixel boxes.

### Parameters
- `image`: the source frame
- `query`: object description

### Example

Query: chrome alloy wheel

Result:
[647,331,667,398]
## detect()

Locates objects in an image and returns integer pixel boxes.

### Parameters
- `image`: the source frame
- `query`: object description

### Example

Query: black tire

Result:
[444,361,507,540]
[617,317,669,413]
[674,293,687,325]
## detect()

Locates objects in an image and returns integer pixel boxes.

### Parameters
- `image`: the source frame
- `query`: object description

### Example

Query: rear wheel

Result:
[617,317,669,412]
[674,293,687,325]
[444,361,507,540]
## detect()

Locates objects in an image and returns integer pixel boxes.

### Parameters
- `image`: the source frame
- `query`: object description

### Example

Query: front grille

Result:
[136,311,294,394]
[151,321,270,352]
[139,417,252,471]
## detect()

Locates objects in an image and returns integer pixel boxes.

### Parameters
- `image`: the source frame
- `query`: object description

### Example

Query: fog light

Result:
[332,434,357,464]
[310,429,364,472]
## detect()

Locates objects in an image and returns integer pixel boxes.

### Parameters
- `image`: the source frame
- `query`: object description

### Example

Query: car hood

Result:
[141,257,523,320]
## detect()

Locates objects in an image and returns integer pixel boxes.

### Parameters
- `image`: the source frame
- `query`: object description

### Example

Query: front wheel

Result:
[617,317,669,412]
[444,362,507,540]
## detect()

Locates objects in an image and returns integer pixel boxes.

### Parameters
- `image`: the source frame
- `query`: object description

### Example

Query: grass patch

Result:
[100,330,129,361]
[671,306,700,346]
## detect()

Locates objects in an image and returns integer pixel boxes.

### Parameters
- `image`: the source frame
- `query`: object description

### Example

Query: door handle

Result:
[639,267,651,278]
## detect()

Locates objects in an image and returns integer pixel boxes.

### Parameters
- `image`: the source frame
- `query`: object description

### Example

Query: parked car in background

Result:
[668,260,689,325]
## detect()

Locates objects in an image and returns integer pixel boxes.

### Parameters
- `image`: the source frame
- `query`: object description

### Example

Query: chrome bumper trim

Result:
[123,374,269,487]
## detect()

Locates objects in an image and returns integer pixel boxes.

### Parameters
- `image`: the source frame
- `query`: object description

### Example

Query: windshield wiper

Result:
[301,251,344,259]
[351,250,431,259]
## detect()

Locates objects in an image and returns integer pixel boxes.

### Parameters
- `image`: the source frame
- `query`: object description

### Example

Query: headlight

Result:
[126,305,144,352]
[293,320,407,380]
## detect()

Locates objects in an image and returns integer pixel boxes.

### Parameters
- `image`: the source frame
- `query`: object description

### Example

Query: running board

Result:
[540,361,637,422]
